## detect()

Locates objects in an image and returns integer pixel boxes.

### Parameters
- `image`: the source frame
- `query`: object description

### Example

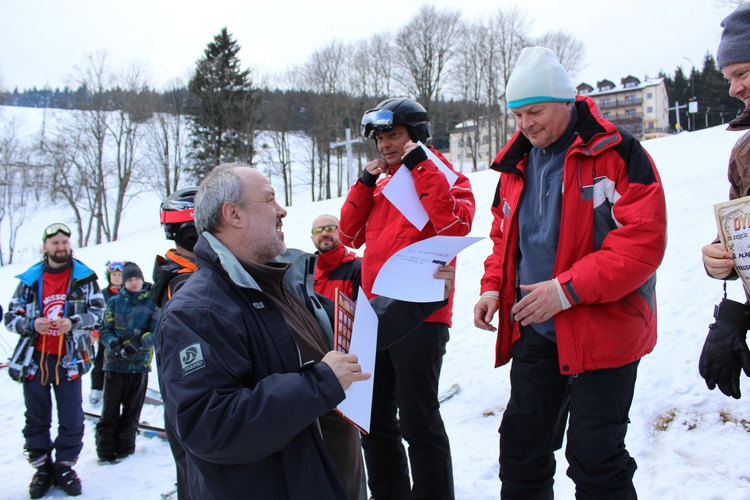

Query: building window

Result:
[647,92,653,99]
[647,106,653,113]
[603,112,611,119]
[601,98,612,106]
[626,109,637,116]
[648,122,654,129]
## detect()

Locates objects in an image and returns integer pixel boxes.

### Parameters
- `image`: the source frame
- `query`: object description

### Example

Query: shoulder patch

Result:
[180,343,206,376]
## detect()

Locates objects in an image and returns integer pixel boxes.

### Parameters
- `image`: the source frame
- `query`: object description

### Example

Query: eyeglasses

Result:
[107,261,124,272]
[311,225,338,236]
[42,223,71,242]
[361,108,395,139]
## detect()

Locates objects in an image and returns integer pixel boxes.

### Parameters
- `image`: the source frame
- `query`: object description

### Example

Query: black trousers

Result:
[165,412,190,500]
[95,371,148,460]
[499,327,638,500]
[90,341,105,391]
[361,322,454,500]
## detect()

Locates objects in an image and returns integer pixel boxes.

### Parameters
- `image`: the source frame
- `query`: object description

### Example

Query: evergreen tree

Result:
[187,27,258,179]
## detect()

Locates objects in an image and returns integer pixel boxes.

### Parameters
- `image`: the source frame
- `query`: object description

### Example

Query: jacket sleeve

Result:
[156,303,346,465]
[480,176,507,294]
[404,148,475,236]
[99,301,118,349]
[5,282,34,336]
[557,145,667,306]
[71,281,105,331]
[339,180,375,249]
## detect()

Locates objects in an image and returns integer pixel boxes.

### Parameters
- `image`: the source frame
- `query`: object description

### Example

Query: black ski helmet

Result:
[360,97,431,143]
[160,187,199,251]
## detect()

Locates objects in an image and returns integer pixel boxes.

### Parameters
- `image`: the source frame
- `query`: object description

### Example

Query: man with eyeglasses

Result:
[311,214,361,302]
[340,97,475,500]
[6,222,105,498]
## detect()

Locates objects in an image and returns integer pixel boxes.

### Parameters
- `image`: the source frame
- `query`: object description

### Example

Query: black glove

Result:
[121,340,142,357]
[109,341,125,360]
[699,298,750,399]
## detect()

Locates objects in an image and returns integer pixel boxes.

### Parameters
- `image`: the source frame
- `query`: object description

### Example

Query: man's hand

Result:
[33,318,53,334]
[365,159,387,177]
[702,243,735,279]
[53,318,72,334]
[512,281,563,326]
[435,265,455,299]
[321,351,371,391]
[401,140,419,158]
[474,296,499,332]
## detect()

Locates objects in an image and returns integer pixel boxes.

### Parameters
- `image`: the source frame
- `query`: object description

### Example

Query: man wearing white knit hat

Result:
[474,47,667,499]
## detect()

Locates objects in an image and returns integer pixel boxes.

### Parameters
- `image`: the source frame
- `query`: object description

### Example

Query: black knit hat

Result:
[122,262,144,283]
[717,3,750,69]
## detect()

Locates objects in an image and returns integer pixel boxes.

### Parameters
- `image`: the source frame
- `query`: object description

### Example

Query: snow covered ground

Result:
[1,121,750,499]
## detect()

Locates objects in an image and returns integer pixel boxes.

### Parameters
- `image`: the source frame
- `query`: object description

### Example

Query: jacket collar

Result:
[727,107,750,131]
[491,96,620,175]
[199,233,262,291]
[16,258,96,287]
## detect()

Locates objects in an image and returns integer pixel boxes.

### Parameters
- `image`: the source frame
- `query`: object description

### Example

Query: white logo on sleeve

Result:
[180,343,205,376]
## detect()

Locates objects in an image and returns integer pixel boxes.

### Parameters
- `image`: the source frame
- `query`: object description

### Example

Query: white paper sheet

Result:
[371,236,484,302]
[381,142,458,231]
[336,287,377,433]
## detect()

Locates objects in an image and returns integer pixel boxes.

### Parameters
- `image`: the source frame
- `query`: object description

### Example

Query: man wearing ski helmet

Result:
[339,97,475,499]
[151,187,199,500]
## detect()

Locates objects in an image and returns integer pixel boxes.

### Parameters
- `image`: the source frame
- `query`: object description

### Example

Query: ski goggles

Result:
[107,261,124,273]
[311,225,338,236]
[361,109,396,139]
[42,222,71,242]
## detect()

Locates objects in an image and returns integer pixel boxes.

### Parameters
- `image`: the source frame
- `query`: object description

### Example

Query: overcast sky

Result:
[0,0,734,94]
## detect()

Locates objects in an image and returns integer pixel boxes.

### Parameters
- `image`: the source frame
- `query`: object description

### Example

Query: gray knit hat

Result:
[122,262,144,283]
[717,3,750,69]
[506,47,576,109]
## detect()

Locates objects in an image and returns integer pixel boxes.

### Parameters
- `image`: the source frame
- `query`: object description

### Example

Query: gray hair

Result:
[194,163,249,234]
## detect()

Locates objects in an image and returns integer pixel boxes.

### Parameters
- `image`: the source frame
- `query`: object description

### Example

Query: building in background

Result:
[576,76,670,140]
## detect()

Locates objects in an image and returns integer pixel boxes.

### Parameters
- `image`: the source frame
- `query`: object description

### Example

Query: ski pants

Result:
[23,351,84,463]
[499,326,638,500]
[90,340,105,391]
[361,322,454,500]
[96,371,147,460]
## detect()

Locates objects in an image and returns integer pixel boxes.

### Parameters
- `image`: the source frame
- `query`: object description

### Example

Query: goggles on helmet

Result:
[361,109,396,139]
[107,261,124,272]
[42,222,72,242]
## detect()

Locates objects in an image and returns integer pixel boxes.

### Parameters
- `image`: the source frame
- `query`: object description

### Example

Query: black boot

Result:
[27,451,54,499]
[53,461,82,497]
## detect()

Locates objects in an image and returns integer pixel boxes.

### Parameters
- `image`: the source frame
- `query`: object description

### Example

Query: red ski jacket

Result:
[314,243,361,301]
[481,96,667,374]
[339,147,475,326]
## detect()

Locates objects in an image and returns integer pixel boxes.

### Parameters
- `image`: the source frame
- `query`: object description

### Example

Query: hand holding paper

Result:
[372,235,484,302]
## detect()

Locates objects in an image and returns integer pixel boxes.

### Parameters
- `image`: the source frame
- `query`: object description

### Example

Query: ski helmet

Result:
[160,187,199,251]
[360,97,431,143]
[104,260,124,284]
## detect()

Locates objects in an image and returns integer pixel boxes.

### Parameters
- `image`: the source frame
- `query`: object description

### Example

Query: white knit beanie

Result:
[506,47,576,109]
[716,3,750,69]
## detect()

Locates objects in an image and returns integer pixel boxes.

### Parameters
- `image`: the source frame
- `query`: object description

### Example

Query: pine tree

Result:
[187,27,258,180]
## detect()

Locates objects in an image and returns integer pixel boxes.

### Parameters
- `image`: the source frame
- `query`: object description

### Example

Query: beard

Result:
[47,249,72,264]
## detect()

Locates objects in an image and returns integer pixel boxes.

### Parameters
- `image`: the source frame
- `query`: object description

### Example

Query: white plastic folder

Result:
[372,235,484,302]
[381,142,459,231]
[336,287,377,434]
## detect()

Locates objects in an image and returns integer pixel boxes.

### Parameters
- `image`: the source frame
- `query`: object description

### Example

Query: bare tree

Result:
[393,5,462,111]
[535,31,586,78]
[105,62,154,241]
[484,7,532,151]
[0,115,42,264]
[144,79,188,198]
[347,34,394,99]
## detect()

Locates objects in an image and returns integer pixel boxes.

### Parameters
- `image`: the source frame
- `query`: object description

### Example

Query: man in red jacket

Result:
[340,97,475,500]
[311,214,361,301]
[473,47,667,499]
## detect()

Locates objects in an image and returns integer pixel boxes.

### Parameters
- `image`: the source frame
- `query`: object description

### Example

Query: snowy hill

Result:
[1,124,750,499]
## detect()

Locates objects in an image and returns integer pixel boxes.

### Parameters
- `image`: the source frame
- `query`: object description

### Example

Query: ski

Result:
[438,383,460,403]
[84,411,167,440]
[160,488,177,500]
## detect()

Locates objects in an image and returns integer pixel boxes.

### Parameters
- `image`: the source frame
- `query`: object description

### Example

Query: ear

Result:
[221,201,245,230]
